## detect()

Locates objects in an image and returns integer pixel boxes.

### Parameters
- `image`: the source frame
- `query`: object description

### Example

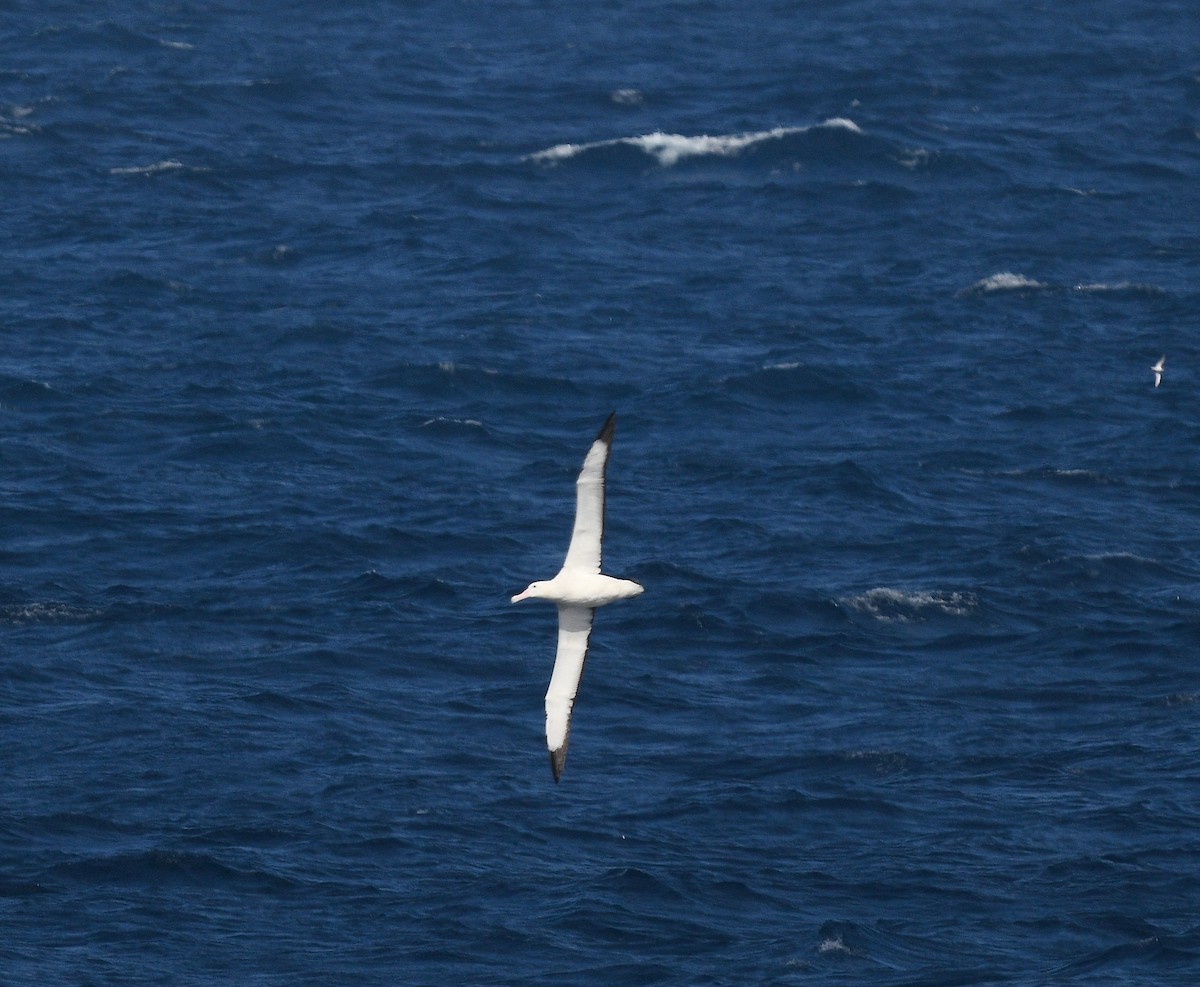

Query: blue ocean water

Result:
[3,1,1200,982]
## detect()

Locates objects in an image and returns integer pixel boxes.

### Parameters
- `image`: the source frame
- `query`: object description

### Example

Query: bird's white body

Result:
[1152,355,1165,388]
[511,572,643,609]
[510,412,643,781]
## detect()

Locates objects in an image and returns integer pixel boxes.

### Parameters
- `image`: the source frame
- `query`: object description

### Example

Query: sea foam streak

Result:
[1073,281,1165,296]
[959,272,1046,295]
[842,588,977,622]
[110,160,191,176]
[960,273,1165,298]
[529,119,863,167]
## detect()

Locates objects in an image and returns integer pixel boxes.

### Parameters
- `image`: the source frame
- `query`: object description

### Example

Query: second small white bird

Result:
[1151,355,1165,388]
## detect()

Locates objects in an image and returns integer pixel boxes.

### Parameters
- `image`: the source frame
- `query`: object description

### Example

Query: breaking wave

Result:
[841,587,978,622]
[109,160,209,177]
[958,272,1048,296]
[528,119,864,167]
[1072,281,1166,297]
[961,273,1167,298]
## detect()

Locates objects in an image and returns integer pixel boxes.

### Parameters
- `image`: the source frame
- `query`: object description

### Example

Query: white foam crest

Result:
[843,587,977,622]
[3,602,101,623]
[1,104,39,138]
[435,361,497,377]
[110,159,194,176]
[897,147,932,169]
[420,416,483,429]
[610,88,644,106]
[529,118,862,167]
[960,272,1046,295]
[819,117,863,134]
[1079,550,1156,564]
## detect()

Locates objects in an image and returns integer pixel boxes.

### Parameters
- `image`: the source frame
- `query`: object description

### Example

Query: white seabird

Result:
[511,412,644,782]
[1151,355,1165,388]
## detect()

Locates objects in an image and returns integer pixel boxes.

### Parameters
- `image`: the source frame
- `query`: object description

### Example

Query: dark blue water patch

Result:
[0,373,71,409]
[807,918,1002,984]
[365,359,584,406]
[1050,925,1200,983]
[46,845,301,895]
[718,360,876,406]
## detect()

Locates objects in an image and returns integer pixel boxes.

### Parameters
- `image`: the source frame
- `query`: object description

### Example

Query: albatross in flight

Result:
[511,412,644,781]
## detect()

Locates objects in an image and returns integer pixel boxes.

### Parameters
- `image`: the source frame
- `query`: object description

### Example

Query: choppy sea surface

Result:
[3,2,1200,983]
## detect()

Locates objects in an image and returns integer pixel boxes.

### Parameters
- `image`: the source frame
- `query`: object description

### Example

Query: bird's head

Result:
[511,581,545,604]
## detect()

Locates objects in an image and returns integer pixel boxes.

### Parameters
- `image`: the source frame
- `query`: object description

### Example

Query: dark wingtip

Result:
[596,411,616,446]
[549,745,567,782]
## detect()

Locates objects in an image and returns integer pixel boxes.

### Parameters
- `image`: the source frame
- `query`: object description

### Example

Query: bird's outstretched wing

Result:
[544,604,594,782]
[562,412,616,574]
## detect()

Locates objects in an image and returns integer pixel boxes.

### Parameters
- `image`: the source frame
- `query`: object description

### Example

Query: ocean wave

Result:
[841,587,978,622]
[368,360,579,403]
[958,271,1048,296]
[808,916,1009,977]
[528,118,864,168]
[1047,550,1167,578]
[720,361,871,403]
[1078,551,1158,565]
[1072,281,1166,297]
[0,103,39,138]
[0,376,62,409]
[51,848,298,893]
[109,160,208,177]
[1,602,103,624]
[984,465,1123,486]
[817,933,856,956]
[961,273,1167,298]
[419,416,486,436]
